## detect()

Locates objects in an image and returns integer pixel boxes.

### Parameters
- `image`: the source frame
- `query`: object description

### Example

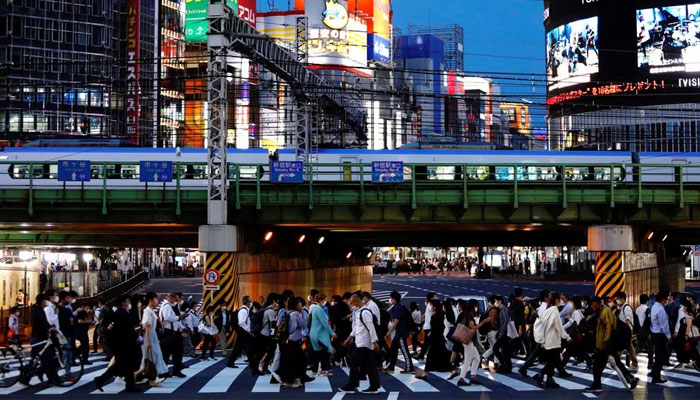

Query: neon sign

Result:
[547,80,666,105]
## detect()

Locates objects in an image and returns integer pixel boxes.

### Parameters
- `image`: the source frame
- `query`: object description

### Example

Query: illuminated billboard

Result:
[306,0,368,70]
[354,0,392,64]
[637,3,700,74]
[186,0,238,42]
[546,16,599,91]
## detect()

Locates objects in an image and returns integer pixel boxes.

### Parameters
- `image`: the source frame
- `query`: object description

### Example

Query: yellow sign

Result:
[322,0,349,30]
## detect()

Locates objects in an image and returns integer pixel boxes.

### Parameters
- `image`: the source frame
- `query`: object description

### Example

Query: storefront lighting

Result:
[264,231,273,242]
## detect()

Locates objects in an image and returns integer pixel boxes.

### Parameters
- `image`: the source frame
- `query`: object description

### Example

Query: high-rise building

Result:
[407,23,464,72]
[0,0,126,144]
[158,0,186,147]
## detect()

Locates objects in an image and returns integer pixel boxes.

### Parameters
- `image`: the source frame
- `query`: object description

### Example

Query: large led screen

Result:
[546,17,599,91]
[637,3,700,73]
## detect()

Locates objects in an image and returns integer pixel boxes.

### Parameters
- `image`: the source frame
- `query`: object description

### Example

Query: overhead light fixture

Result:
[366,252,373,258]
[662,234,668,242]
[298,234,306,244]
[264,231,273,242]
[318,236,325,244]
[346,252,352,259]
[647,232,654,240]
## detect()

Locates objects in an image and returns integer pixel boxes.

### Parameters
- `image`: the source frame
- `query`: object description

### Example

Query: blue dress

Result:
[141,307,168,375]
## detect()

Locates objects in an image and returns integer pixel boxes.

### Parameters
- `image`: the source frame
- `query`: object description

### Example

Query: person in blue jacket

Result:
[309,293,336,376]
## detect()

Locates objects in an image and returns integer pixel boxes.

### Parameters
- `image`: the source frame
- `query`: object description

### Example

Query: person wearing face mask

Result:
[339,294,380,393]
[415,299,452,380]
[214,302,231,357]
[309,293,336,376]
[159,293,186,378]
[614,292,638,370]
[650,290,674,383]
[491,295,513,374]
[416,292,437,360]
[94,295,141,393]
[448,299,490,386]
[532,293,571,389]
[385,291,413,374]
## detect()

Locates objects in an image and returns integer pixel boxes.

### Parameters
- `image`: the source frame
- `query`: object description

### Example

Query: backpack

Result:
[276,313,290,343]
[613,318,632,352]
[533,317,545,344]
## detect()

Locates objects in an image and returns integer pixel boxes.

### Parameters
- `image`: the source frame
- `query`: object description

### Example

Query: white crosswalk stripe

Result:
[372,291,408,304]
[1,352,699,397]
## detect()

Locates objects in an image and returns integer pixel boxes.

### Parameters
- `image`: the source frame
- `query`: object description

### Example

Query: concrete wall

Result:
[234,253,373,305]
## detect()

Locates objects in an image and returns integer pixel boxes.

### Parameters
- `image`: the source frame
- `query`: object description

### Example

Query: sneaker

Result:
[447,371,459,380]
[338,386,356,393]
[361,387,380,394]
[584,386,603,393]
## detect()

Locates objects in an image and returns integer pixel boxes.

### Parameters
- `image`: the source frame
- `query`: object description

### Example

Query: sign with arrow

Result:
[270,161,304,183]
[139,161,173,183]
[372,161,404,183]
[57,160,91,182]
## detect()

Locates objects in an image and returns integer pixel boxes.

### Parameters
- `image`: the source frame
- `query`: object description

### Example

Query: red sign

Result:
[126,0,140,144]
[239,0,257,28]
[547,80,666,106]
[204,269,220,285]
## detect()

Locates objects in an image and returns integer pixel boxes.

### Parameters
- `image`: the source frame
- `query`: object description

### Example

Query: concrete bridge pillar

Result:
[198,225,239,345]
[588,225,634,299]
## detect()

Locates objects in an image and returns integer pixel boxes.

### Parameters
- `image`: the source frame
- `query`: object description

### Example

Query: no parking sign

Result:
[203,268,220,291]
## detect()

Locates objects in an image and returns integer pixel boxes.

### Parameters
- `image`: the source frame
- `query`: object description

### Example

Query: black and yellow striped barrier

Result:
[200,252,239,347]
[594,251,625,298]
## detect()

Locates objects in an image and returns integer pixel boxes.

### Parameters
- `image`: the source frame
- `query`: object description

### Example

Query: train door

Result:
[340,157,358,182]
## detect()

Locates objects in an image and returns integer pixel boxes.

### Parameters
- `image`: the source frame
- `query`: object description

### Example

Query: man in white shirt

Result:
[227,296,252,369]
[614,291,638,369]
[362,292,389,355]
[44,292,61,334]
[559,293,573,325]
[159,293,186,378]
[417,292,437,360]
[339,294,380,394]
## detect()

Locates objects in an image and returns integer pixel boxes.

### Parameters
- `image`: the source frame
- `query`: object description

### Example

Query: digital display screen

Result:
[546,17,599,91]
[637,3,700,74]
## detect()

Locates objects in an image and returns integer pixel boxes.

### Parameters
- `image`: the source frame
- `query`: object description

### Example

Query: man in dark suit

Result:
[94,296,142,393]
[215,302,232,356]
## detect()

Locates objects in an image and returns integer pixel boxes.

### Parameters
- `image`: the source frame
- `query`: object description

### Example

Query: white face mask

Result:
[127,304,132,312]
[52,296,59,303]
[616,300,623,306]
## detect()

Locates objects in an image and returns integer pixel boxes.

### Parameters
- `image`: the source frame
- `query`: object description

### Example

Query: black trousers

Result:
[540,347,563,380]
[229,328,255,369]
[310,343,331,373]
[92,327,100,352]
[96,357,136,389]
[77,334,90,362]
[164,329,184,374]
[593,348,633,387]
[651,333,668,380]
[417,330,431,358]
[520,343,540,371]
[387,336,413,370]
[493,336,512,370]
[200,334,216,359]
[347,347,380,390]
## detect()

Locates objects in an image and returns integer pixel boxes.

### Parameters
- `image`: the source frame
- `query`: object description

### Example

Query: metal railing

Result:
[1,161,699,212]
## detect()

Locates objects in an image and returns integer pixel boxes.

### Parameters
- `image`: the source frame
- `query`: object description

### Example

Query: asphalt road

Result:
[3,275,700,399]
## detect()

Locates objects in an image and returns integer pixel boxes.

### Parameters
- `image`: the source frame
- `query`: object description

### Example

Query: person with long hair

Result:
[199,307,218,361]
[309,293,336,376]
[448,299,490,386]
[278,297,311,388]
[533,293,571,389]
[415,299,452,380]
[139,292,167,387]
[673,298,700,371]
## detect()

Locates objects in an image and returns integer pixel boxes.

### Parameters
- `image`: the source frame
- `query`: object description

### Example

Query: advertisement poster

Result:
[637,3,700,74]
[186,0,238,42]
[126,0,140,143]
[546,16,599,91]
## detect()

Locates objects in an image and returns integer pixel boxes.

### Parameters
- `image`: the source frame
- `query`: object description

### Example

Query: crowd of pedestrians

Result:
[17,286,700,394]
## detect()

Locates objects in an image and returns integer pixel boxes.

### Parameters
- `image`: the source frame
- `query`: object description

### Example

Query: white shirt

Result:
[238,306,251,333]
[537,302,548,318]
[559,301,573,324]
[423,303,433,330]
[351,306,378,350]
[366,300,381,324]
[618,303,634,327]
[8,314,19,332]
[159,302,182,331]
[636,304,649,329]
[94,307,102,326]
[675,308,689,334]
[542,305,570,350]
[184,311,199,331]
[44,303,61,334]
[563,309,583,330]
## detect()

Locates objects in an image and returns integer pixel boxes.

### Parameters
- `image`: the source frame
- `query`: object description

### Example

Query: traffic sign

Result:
[140,161,173,183]
[203,285,221,291]
[204,268,220,285]
[57,160,91,182]
[270,161,304,183]
[372,161,404,183]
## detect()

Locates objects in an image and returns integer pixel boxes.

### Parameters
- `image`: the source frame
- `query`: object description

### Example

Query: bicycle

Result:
[0,333,84,388]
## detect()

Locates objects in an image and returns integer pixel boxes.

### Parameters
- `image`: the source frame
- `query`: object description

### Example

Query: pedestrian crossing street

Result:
[2,350,700,398]
[372,291,409,304]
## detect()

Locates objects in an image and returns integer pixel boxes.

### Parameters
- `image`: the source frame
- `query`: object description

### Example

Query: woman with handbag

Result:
[199,307,218,360]
[449,299,490,386]
[673,298,700,371]
[139,292,168,387]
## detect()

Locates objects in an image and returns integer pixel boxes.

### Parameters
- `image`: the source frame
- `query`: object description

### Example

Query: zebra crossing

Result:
[372,291,408,304]
[2,351,700,398]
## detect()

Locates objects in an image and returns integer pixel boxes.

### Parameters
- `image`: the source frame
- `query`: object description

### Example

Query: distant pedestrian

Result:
[7,306,20,338]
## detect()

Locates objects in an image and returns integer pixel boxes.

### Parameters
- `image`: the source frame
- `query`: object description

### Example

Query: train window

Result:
[120,164,138,179]
[403,165,412,181]
[90,165,103,179]
[465,166,488,181]
[9,164,45,179]
[239,166,258,179]
[427,166,456,181]
[593,167,624,182]
[192,165,207,179]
